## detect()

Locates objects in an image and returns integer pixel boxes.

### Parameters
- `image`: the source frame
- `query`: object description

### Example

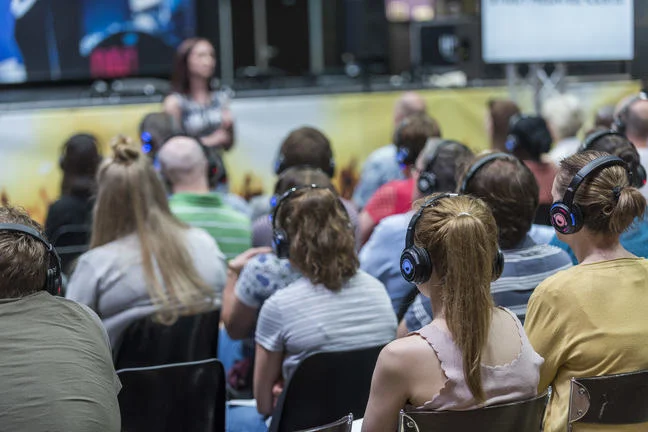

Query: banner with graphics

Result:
[0,80,640,223]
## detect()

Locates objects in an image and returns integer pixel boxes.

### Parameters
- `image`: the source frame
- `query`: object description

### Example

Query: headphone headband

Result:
[460,153,519,193]
[579,130,627,153]
[0,223,61,295]
[405,193,458,249]
[561,155,628,209]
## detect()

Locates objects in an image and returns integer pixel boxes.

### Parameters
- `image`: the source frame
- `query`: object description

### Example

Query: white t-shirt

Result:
[255,270,397,381]
[636,147,648,200]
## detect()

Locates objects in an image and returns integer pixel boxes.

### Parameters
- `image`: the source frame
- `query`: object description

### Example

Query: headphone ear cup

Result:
[400,246,432,284]
[417,172,437,196]
[635,164,647,188]
[492,249,505,281]
[505,135,517,153]
[550,202,582,235]
[273,228,290,259]
[274,155,285,175]
[328,158,336,178]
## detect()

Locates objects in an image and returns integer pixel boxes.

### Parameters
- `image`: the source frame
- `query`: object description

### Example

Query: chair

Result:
[296,414,354,432]
[399,392,548,432]
[269,345,384,432]
[567,370,648,431]
[117,358,226,432]
[50,224,91,275]
[114,309,220,370]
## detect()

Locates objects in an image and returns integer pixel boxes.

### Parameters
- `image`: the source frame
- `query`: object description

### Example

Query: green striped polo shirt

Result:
[169,193,252,260]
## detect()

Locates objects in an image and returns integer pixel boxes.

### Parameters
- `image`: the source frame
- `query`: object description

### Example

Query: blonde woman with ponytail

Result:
[66,136,227,351]
[362,194,543,432]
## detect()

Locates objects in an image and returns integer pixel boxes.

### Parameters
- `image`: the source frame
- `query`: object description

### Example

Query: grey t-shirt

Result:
[255,270,397,381]
[66,227,227,350]
[0,292,121,431]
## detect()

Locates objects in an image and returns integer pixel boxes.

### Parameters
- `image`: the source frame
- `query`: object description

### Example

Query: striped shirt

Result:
[169,193,252,260]
[255,270,397,381]
[405,236,573,331]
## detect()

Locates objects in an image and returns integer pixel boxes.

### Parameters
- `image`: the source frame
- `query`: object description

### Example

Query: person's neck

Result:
[189,76,210,102]
[570,232,633,265]
[628,134,648,149]
[428,285,445,322]
[172,182,211,195]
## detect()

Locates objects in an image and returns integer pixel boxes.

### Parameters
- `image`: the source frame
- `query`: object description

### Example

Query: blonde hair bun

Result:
[111,135,140,164]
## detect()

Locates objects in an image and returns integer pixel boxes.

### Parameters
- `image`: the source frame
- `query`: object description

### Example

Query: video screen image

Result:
[0,0,196,84]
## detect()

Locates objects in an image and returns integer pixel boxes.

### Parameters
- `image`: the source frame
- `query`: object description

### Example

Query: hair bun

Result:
[110,135,140,164]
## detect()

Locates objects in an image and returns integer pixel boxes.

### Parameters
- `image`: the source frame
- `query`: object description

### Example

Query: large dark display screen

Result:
[0,0,195,84]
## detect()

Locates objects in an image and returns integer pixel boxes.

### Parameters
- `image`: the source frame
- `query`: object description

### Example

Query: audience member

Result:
[164,38,234,150]
[362,194,542,432]
[614,92,648,198]
[222,167,334,340]
[403,153,572,333]
[543,94,584,165]
[358,113,441,244]
[45,133,101,241]
[486,98,521,152]
[550,129,648,263]
[251,127,359,247]
[594,105,615,129]
[353,92,428,209]
[158,135,251,260]
[139,112,181,160]
[0,206,120,431]
[66,136,226,351]
[505,115,558,224]
[526,151,648,432]
[254,186,396,417]
[359,138,474,316]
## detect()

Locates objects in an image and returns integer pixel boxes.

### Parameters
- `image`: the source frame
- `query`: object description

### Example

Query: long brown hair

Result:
[413,194,498,401]
[276,188,357,291]
[555,151,646,234]
[92,136,214,323]
[171,37,214,94]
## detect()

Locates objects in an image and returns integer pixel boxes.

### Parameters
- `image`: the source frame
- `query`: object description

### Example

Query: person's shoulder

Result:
[186,226,223,251]
[366,144,397,164]
[349,270,388,292]
[378,334,435,372]
[532,264,581,298]
[377,212,411,231]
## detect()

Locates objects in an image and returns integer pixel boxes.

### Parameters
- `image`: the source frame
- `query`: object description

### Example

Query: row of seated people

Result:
[3,92,648,431]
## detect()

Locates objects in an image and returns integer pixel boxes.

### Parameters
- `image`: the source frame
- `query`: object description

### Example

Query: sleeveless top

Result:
[410,307,543,411]
[175,90,230,138]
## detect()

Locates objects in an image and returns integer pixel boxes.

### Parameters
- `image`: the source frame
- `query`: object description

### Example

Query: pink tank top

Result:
[410,307,544,411]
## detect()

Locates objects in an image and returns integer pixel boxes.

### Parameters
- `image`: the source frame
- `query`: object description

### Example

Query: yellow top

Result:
[525,258,648,432]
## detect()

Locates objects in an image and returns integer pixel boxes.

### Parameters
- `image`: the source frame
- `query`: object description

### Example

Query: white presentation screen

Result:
[482,0,634,63]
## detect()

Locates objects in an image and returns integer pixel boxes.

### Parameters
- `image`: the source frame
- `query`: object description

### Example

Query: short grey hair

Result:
[542,94,584,140]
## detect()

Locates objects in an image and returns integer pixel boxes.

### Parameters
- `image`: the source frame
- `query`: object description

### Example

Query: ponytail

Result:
[442,213,495,401]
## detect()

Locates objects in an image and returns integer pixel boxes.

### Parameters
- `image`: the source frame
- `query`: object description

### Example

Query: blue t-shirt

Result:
[404,235,573,332]
[549,214,648,265]
[353,144,405,209]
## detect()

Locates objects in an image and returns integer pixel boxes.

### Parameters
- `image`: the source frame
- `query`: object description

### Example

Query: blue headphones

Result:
[417,140,469,196]
[0,224,62,296]
[400,193,505,284]
[550,155,629,235]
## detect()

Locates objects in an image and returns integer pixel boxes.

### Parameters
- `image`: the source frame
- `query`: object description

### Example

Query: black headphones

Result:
[460,152,525,194]
[504,114,525,153]
[579,129,647,189]
[613,92,648,135]
[0,224,62,296]
[274,153,336,178]
[400,193,505,284]
[550,155,630,235]
[417,140,469,196]
[271,184,349,259]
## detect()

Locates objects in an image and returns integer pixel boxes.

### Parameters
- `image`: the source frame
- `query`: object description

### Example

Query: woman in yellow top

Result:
[526,150,648,432]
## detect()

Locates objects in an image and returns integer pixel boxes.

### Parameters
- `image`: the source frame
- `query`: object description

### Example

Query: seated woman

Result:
[66,136,227,351]
[254,186,397,416]
[526,151,648,432]
[362,194,543,432]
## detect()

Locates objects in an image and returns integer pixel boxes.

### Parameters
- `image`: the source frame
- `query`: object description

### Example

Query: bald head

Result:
[616,94,648,147]
[394,92,427,125]
[158,136,208,191]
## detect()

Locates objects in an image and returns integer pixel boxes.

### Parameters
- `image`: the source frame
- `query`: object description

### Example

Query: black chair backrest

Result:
[399,392,548,432]
[50,224,91,275]
[269,345,384,432]
[568,370,648,431]
[117,358,226,432]
[296,414,354,432]
[114,309,220,370]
